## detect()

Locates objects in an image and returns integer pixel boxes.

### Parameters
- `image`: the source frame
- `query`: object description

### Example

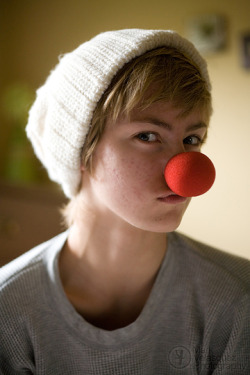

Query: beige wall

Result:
[1,0,249,259]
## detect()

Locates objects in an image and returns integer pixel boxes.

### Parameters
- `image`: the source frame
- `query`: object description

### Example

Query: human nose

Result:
[164,152,216,197]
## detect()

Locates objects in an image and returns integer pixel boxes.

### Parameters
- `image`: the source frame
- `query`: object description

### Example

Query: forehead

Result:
[103,100,209,140]
[128,80,211,121]
[128,100,210,126]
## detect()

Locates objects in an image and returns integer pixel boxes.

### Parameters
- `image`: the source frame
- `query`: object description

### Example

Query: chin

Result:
[151,207,189,233]
[152,219,183,234]
[130,213,185,234]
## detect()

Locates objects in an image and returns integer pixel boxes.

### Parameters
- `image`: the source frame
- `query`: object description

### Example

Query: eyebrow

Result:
[131,117,208,132]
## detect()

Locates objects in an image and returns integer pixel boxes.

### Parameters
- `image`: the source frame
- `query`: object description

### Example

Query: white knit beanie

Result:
[26,29,211,198]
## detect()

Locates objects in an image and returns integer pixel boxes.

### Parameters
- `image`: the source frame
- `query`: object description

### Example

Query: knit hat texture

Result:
[26,29,211,198]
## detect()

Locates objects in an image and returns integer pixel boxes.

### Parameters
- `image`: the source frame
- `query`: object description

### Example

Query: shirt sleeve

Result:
[211,293,250,374]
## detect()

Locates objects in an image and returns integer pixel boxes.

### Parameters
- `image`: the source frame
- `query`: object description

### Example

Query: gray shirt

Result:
[0,231,250,374]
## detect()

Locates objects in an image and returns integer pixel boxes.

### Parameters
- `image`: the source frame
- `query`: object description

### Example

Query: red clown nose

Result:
[164,152,216,197]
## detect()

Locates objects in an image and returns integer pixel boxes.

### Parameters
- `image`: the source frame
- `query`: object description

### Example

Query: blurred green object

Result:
[2,83,34,123]
[1,82,41,183]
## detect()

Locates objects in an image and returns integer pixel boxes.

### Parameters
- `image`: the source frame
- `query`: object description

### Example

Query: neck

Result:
[59,204,168,329]
[66,210,167,281]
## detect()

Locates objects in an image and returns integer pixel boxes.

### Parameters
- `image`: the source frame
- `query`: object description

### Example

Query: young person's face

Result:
[81,101,208,233]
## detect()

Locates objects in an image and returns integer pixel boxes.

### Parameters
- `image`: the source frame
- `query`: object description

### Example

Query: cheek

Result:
[93,144,158,200]
[117,158,153,200]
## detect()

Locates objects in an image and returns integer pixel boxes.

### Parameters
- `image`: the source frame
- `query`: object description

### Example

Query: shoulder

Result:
[0,232,68,368]
[168,232,250,349]
[170,231,250,295]
[0,232,68,311]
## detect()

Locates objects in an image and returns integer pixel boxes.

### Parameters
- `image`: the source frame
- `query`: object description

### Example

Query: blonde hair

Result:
[61,46,212,227]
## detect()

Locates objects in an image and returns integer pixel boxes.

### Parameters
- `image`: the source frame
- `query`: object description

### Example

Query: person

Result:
[0,29,249,374]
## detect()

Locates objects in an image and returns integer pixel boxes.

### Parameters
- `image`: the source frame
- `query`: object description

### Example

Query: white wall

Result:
[179,1,250,259]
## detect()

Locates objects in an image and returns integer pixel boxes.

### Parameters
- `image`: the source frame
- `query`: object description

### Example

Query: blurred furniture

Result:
[0,181,66,266]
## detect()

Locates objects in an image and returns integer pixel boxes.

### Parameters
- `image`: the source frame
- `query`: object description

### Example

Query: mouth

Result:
[157,193,188,204]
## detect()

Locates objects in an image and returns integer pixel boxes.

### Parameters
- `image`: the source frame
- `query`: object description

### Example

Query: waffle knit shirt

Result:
[0,231,250,374]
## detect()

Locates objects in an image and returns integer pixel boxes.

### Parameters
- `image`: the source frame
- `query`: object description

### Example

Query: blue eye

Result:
[183,135,202,146]
[137,132,158,142]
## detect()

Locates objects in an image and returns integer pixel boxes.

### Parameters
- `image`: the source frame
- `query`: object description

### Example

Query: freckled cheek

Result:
[94,145,161,199]
[112,156,159,200]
